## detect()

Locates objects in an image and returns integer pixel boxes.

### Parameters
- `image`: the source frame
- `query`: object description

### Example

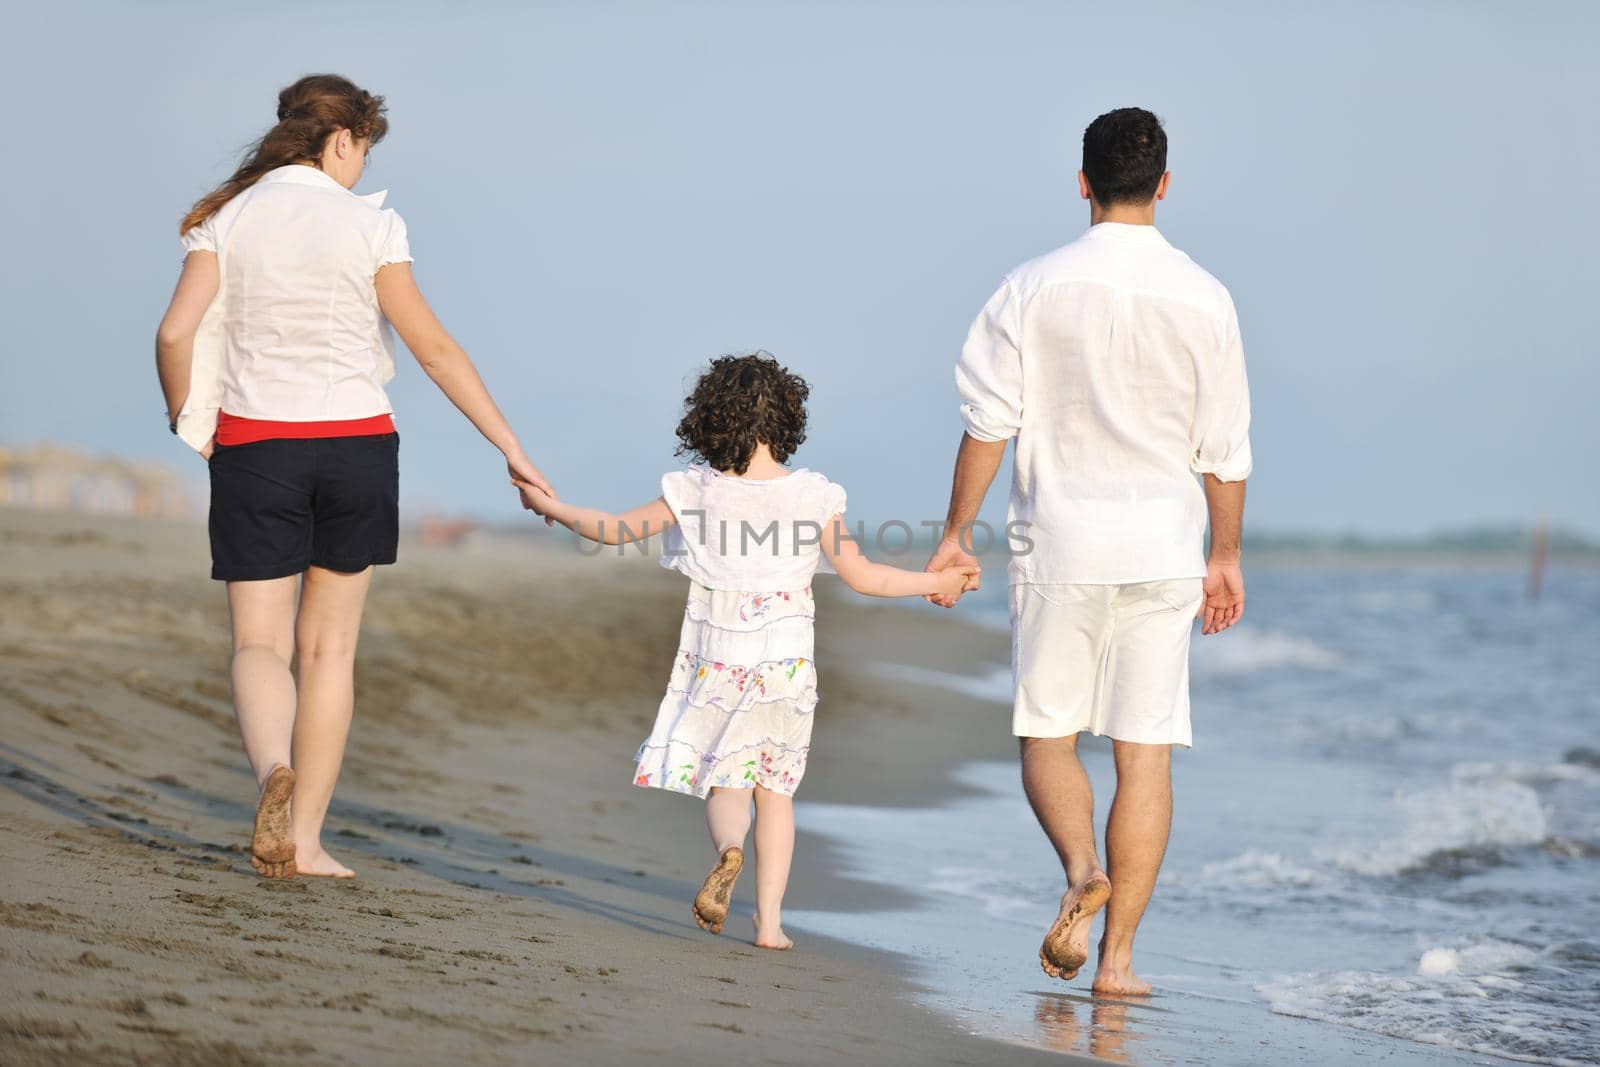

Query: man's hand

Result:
[199,435,215,461]
[1199,559,1245,635]
[924,537,981,608]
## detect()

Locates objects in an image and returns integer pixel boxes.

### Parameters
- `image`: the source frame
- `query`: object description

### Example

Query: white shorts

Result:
[1009,579,1204,747]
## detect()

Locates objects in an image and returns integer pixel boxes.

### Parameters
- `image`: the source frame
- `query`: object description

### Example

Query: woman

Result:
[155,74,552,879]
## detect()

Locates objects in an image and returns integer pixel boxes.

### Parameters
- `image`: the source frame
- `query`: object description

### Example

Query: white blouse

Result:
[957,222,1253,585]
[174,164,412,450]
[659,466,849,592]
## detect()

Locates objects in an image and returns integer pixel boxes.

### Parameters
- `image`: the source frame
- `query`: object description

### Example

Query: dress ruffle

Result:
[634,585,817,798]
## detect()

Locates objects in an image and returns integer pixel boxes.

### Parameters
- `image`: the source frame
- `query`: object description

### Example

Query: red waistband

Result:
[216,412,396,446]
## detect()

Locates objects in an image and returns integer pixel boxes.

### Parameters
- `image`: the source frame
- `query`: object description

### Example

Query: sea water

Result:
[789,565,1600,1065]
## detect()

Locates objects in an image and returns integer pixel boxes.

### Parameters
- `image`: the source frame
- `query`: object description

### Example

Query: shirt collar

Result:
[1082,221,1169,246]
[259,164,388,207]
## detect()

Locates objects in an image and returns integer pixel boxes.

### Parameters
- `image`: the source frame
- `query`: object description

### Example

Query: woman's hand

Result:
[506,449,554,498]
[200,436,216,461]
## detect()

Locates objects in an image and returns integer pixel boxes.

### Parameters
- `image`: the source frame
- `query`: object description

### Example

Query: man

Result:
[926,107,1251,995]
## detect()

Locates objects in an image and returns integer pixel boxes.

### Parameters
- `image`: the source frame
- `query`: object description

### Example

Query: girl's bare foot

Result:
[295,844,355,878]
[692,846,744,934]
[1039,872,1111,980]
[251,765,297,879]
[752,912,793,950]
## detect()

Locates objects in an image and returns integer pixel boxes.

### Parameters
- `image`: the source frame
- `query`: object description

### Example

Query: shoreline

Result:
[0,506,1073,1066]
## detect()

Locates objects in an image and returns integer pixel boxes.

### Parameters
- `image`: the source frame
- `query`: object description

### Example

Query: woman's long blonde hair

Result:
[181,74,388,235]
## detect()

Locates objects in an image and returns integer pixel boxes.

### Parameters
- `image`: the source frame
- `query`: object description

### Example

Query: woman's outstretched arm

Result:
[375,262,554,496]
[821,515,977,599]
[155,251,221,453]
[515,482,675,545]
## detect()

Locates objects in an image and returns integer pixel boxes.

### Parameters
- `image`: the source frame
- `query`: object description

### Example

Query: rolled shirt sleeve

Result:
[955,277,1024,442]
[1189,295,1253,482]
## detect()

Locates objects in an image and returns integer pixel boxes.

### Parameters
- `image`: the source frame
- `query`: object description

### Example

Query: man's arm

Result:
[924,432,1007,607]
[1200,473,1245,635]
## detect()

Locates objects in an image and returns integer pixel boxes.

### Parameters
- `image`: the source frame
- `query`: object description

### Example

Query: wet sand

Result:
[0,507,1073,1066]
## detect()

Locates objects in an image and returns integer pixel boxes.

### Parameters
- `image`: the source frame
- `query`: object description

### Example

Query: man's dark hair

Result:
[1081,108,1168,206]
[675,352,809,474]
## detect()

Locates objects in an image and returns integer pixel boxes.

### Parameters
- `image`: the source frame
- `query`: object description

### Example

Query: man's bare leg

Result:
[1095,739,1173,995]
[1022,735,1111,979]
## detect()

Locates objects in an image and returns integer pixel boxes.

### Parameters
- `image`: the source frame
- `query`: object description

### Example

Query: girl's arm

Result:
[375,262,554,496]
[516,482,676,546]
[155,251,221,453]
[821,514,977,599]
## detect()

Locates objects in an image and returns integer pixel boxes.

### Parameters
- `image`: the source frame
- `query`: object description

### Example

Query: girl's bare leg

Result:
[752,785,795,949]
[706,786,753,852]
[289,565,373,878]
[694,788,751,933]
[227,577,299,878]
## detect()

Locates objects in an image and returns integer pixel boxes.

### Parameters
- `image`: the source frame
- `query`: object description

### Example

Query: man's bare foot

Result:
[692,846,744,934]
[296,844,355,878]
[1092,963,1152,996]
[1092,943,1152,995]
[251,766,296,879]
[1039,872,1111,980]
[753,913,793,950]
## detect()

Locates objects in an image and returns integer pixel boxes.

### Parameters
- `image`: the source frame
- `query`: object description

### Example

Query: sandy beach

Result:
[0,506,1074,1066]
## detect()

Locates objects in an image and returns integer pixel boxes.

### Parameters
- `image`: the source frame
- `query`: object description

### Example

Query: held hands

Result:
[506,449,554,498]
[513,477,558,526]
[924,537,982,608]
[932,563,982,602]
[1198,558,1245,635]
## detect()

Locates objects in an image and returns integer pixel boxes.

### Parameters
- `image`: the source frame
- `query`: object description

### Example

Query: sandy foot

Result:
[692,846,744,934]
[296,845,355,878]
[753,913,793,951]
[251,766,297,879]
[1039,873,1111,980]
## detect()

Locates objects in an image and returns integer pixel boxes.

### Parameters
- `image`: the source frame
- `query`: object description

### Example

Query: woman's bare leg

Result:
[289,565,373,878]
[227,577,299,878]
[751,785,795,949]
[694,788,751,933]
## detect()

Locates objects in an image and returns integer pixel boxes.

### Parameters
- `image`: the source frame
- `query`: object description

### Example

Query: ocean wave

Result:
[1259,938,1592,1066]
[1169,848,1324,890]
[1321,778,1547,878]
[1190,628,1339,676]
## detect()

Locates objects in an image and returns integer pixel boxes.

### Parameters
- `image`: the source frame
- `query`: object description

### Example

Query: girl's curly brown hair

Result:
[675,352,809,474]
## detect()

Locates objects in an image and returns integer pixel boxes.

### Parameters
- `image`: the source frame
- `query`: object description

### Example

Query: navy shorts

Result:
[207,433,399,582]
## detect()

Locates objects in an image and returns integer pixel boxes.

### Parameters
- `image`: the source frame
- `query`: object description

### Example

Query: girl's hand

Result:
[932,564,982,602]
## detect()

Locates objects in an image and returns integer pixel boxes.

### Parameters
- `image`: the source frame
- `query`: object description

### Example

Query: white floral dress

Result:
[633,465,847,798]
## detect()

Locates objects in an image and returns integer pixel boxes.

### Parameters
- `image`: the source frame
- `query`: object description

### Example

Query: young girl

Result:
[515,352,976,949]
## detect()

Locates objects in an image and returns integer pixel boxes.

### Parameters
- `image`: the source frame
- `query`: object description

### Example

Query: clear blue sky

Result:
[3,1,1596,536]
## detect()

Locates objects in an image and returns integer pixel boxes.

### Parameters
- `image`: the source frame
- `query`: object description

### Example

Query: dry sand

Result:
[0,507,1079,1066]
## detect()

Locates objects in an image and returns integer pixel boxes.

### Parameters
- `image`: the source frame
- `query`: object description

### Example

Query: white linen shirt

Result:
[174,164,412,450]
[957,222,1252,585]
[659,466,849,592]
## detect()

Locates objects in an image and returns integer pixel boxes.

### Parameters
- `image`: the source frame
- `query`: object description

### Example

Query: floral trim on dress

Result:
[668,650,818,712]
[634,737,808,797]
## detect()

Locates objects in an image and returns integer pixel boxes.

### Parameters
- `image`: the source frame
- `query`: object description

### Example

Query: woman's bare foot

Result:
[251,765,296,879]
[1039,872,1111,980]
[752,913,793,950]
[692,846,744,934]
[295,844,355,878]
